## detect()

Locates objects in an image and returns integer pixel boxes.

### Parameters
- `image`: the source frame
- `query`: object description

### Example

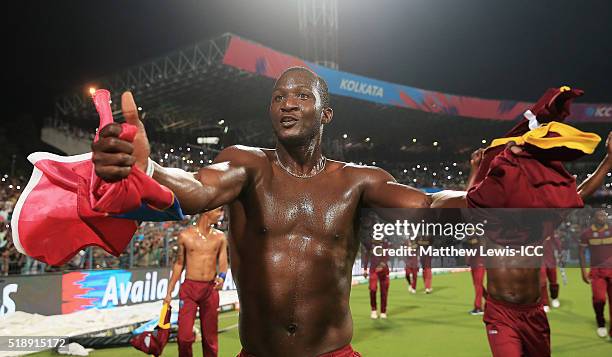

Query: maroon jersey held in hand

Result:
[467,147,583,247]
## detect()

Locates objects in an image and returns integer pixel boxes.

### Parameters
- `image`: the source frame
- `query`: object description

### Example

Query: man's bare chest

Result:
[185,234,219,255]
[245,174,362,234]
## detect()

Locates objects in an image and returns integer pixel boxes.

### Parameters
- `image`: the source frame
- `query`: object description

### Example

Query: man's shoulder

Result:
[216,145,271,167]
[178,227,196,241]
[219,145,268,158]
[212,228,227,239]
[327,162,403,199]
[329,161,393,183]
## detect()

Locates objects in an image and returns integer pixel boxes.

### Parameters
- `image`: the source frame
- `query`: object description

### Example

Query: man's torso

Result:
[226,148,367,356]
[183,228,224,282]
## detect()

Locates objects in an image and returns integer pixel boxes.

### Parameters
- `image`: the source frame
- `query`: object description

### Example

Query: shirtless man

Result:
[442,132,612,356]
[92,67,430,356]
[164,207,227,357]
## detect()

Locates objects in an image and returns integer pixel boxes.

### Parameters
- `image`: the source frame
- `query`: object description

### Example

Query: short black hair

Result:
[276,66,330,108]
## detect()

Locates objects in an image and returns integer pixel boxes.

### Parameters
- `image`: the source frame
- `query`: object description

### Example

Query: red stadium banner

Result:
[223,35,611,123]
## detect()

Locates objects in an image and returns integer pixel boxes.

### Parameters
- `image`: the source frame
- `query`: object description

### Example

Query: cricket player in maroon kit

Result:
[164,207,228,357]
[404,240,419,294]
[441,86,610,357]
[401,236,433,293]
[466,236,485,315]
[362,239,391,319]
[579,209,612,339]
[540,225,563,311]
[417,235,434,294]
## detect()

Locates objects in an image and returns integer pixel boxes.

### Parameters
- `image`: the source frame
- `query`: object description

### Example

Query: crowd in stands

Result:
[1,174,26,276]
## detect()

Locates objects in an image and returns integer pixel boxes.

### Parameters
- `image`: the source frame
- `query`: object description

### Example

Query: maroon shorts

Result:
[237,344,361,357]
[483,297,550,357]
[178,279,219,357]
[590,267,612,279]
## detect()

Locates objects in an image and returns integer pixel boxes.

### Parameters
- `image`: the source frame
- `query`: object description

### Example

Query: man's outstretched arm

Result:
[359,166,471,210]
[466,148,485,190]
[360,166,431,210]
[151,146,251,214]
[577,131,612,199]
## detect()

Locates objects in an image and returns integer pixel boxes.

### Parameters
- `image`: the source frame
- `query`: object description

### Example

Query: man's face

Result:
[594,210,608,225]
[269,70,327,144]
[204,207,224,225]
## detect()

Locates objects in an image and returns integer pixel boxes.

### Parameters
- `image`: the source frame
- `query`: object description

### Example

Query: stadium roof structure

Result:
[53,33,611,159]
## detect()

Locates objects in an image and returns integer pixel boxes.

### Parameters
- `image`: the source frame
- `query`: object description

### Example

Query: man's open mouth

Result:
[280,116,299,127]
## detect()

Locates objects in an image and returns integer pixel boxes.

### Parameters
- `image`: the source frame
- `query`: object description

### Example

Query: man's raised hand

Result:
[469,148,485,169]
[91,91,150,182]
[121,91,150,172]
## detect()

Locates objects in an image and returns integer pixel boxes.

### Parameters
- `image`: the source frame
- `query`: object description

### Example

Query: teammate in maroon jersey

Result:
[466,236,485,315]
[540,226,563,312]
[415,235,434,294]
[579,209,612,339]
[363,238,391,319]
[404,239,419,294]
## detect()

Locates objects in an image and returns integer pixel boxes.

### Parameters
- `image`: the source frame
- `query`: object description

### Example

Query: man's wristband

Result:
[145,158,155,177]
[218,272,226,281]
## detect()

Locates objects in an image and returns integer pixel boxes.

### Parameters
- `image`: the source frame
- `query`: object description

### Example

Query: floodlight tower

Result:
[298,0,339,69]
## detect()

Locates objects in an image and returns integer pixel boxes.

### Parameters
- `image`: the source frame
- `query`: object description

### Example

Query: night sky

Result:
[4,0,612,172]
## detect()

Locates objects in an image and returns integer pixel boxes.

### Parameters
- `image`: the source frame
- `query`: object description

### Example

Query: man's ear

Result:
[321,107,333,125]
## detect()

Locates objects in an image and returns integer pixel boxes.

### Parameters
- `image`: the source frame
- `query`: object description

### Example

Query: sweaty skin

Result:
[181,227,226,282]
[485,251,542,304]
[93,68,429,356]
[222,152,416,355]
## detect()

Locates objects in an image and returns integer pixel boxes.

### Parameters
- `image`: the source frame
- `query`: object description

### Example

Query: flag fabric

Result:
[11,89,183,265]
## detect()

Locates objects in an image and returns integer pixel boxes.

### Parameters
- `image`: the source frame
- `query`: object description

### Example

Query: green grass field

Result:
[32,269,610,356]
